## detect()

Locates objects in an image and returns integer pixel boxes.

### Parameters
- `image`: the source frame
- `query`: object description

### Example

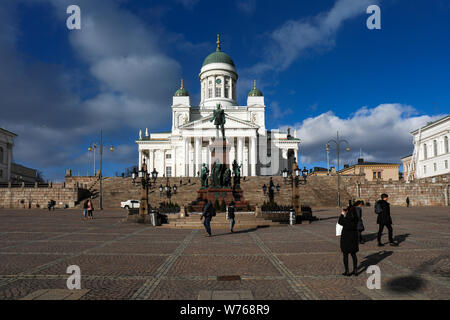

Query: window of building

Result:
[166,153,171,159]
[423,165,427,174]
[445,160,448,169]
[433,140,438,157]
[434,163,437,172]
[445,136,449,154]
[0,169,2,178]
[215,87,221,98]
[224,87,229,99]
[166,166,172,177]
[373,172,377,179]
[0,147,3,164]
[423,144,427,159]
[378,172,382,179]
[208,88,212,99]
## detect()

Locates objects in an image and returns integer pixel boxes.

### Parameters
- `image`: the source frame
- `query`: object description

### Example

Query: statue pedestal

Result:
[191,188,253,212]
[209,140,230,167]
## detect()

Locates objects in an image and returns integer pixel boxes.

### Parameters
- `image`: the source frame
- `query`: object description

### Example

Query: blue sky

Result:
[0,0,448,181]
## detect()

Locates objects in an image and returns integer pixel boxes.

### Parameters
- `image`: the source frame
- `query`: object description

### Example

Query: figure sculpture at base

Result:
[232,160,242,190]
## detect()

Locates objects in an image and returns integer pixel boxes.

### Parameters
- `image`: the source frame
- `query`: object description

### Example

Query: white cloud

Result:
[237,0,256,14]
[245,0,379,76]
[287,104,444,165]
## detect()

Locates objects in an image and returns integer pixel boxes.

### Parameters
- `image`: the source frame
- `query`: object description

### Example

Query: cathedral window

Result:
[208,88,212,98]
[166,166,172,177]
[215,87,221,97]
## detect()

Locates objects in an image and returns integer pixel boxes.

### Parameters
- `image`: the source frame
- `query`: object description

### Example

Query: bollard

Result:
[289,209,296,226]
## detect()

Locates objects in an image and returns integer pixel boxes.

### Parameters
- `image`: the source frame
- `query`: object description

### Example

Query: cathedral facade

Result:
[136,37,300,177]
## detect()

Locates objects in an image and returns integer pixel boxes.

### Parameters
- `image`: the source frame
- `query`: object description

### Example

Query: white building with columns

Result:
[136,36,300,177]
[408,115,450,180]
[0,128,16,183]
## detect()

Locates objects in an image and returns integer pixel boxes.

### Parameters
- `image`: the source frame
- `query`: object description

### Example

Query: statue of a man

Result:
[232,160,242,190]
[210,103,226,140]
[200,163,209,189]
[223,168,232,188]
[211,160,221,187]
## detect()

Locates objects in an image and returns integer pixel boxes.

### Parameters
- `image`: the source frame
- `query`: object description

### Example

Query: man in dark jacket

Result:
[375,194,398,247]
[201,200,214,237]
[228,201,236,233]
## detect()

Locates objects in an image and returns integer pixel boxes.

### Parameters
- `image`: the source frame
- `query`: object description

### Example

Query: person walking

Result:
[227,201,236,233]
[406,196,410,208]
[82,199,88,220]
[338,205,359,276]
[87,199,94,220]
[354,200,365,244]
[375,194,398,247]
[201,200,214,237]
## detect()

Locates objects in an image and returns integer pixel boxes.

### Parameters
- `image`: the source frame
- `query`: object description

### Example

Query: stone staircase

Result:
[161,212,285,229]
[80,175,353,210]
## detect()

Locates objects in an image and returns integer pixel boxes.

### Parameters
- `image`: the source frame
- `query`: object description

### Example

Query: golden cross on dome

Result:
[216,34,221,51]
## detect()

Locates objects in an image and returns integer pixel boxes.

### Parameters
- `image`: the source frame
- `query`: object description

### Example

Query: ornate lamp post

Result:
[327,131,351,207]
[326,143,331,174]
[151,168,158,186]
[131,158,151,219]
[262,184,267,195]
[88,129,114,210]
[282,168,289,184]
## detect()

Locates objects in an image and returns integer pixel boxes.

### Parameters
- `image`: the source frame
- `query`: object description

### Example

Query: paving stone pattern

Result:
[0,207,448,300]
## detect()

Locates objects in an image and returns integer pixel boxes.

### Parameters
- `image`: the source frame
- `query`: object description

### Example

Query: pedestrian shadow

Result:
[213,226,269,236]
[362,232,378,242]
[394,233,411,244]
[318,216,340,221]
[386,275,425,293]
[357,250,393,275]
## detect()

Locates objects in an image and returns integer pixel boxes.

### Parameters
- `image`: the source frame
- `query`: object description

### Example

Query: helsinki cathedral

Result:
[136,36,300,177]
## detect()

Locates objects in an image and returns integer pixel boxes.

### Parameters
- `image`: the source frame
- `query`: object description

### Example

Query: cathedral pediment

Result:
[179,114,259,130]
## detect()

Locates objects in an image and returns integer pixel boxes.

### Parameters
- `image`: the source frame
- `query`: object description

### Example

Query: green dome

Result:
[174,87,189,96]
[248,88,263,97]
[202,49,235,68]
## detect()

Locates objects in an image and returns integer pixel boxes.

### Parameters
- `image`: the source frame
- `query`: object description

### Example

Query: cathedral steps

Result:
[79,175,353,210]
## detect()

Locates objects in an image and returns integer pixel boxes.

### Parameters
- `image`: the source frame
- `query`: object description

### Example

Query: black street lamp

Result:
[262,184,267,195]
[159,184,163,197]
[173,184,178,194]
[276,184,281,194]
[282,168,289,184]
[328,131,351,207]
[151,168,158,185]
[88,129,114,210]
[131,158,151,218]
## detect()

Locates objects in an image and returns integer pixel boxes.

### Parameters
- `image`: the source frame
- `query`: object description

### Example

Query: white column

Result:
[195,137,201,177]
[250,136,256,176]
[183,138,188,177]
[173,147,177,177]
[237,137,244,167]
[138,149,143,171]
[230,137,236,166]
[6,143,12,182]
[163,150,166,177]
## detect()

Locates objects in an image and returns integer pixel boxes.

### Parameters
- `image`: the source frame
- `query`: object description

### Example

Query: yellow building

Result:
[338,158,400,181]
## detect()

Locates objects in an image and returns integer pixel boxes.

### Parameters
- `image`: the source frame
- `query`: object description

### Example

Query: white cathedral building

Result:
[136,36,300,177]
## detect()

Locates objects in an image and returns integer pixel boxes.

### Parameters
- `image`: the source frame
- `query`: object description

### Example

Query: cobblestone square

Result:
[0,206,448,300]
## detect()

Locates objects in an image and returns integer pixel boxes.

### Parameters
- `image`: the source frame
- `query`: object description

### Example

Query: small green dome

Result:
[248,81,263,96]
[174,87,189,97]
[174,79,189,96]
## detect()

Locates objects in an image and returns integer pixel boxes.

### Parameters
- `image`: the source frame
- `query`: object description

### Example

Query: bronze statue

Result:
[210,103,226,140]
[211,160,222,187]
[223,168,232,188]
[200,163,209,189]
[232,160,242,190]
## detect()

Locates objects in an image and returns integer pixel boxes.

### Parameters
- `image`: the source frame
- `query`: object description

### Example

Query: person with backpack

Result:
[227,201,236,233]
[354,200,365,244]
[201,200,214,237]
[338,205,359,276]
[83,199,89,220]
[87,199,94,220]
[375,194,398,247]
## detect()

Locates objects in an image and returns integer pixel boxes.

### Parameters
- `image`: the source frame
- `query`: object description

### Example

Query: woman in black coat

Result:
[338,206,359,276]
